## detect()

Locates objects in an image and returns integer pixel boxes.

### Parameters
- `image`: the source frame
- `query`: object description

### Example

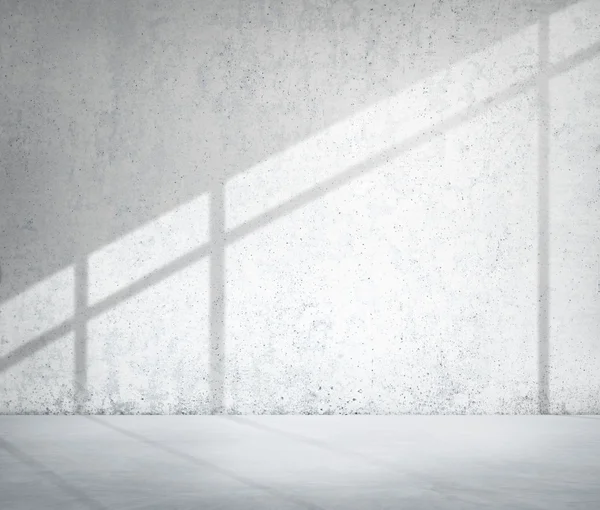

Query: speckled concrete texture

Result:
[0,0,599,414]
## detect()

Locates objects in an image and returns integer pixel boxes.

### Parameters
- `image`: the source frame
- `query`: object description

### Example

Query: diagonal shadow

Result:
[223,416,532,506]
[1,36,599,413]
[85,416,326,510]
[0,435,107,510]
[0,241,210,373]
[223,38,600,247]
[224,415,439,481]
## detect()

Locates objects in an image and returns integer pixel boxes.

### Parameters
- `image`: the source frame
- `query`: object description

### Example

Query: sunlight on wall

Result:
[88,193,210,306]
[226,84,540,413]
[548,45,600,414]
[2,0,600,414]
[0,266,74,352]
[86,256,211,414]
[0,331,75,413]
[549,0,600,65]
[224,22,538,233]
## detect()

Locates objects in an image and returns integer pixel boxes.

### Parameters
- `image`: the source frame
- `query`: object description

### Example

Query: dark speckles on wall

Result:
[1,0,600,415]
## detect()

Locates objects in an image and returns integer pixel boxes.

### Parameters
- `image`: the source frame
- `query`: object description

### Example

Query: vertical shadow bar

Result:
[210,180,226,414]
[537,11,550,415]
[74,258,88,414]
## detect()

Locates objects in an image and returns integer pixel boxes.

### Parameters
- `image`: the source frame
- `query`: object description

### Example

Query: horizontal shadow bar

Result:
[1,38,599,375]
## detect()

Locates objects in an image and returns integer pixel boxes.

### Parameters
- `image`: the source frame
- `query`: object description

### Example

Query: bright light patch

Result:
[88,193,210,306]
[225,23,538,232]
[0,266,74,352]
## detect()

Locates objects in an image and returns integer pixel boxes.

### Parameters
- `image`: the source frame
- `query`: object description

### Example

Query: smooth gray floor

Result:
[0,416,599,509]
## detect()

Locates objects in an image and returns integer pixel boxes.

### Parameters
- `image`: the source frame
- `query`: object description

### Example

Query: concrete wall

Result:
[1,0,599,415]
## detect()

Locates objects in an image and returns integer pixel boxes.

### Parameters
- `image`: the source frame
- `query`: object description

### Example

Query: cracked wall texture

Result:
[1,0,599,414]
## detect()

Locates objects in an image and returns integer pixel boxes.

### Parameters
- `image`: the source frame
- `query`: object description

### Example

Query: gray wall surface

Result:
[1,0,599,415]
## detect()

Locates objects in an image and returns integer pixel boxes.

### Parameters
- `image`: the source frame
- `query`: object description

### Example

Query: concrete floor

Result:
[0,416,599,509]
